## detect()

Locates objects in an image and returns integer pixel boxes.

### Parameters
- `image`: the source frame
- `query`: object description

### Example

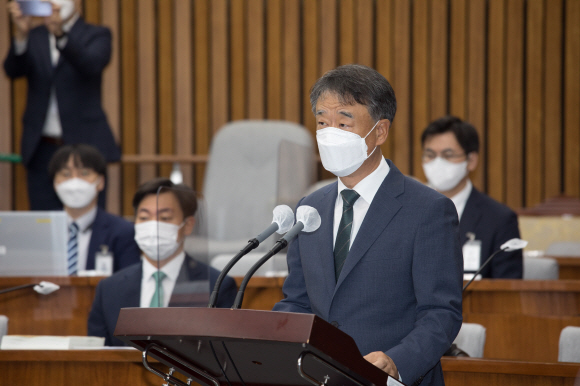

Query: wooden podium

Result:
[115,307,401,386]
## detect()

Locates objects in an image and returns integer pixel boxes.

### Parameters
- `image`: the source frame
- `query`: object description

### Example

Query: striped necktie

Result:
[67,222,79,275]
[149,271,167,308]
[334,189,360,282]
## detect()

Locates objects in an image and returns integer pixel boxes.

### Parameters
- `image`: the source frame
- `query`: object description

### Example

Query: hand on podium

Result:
[364,351,399,380]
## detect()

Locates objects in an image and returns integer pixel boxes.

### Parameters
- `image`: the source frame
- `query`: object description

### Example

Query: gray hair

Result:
[310,64,397,123]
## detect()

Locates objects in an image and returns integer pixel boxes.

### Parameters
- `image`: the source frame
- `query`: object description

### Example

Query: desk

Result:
[551,256,580,280]
[463,280,580,362]
[0,276,102,335]
[0,350,578,386]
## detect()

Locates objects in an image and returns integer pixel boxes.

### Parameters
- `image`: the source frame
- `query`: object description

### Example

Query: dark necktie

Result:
[67,222,79,275]
[334,189,360,282]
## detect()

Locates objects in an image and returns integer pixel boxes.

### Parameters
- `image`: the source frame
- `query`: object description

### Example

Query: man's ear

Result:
[375,119,390,146]
[96,175,105,192]
[182,216,195,236]
[467,152,479,172]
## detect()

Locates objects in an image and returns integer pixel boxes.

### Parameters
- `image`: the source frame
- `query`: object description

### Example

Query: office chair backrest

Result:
[559,326,580,363]
[523,256,559,280]
[453,322,486,358]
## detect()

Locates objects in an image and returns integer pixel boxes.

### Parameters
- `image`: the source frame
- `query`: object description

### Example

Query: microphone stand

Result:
[0,284,37,296]
[462,247,507,292]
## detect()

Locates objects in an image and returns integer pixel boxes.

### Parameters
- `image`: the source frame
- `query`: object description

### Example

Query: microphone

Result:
[0,281,60,296]
[231,206,321,309]
[207,205,294,308]
[462,238,528,292]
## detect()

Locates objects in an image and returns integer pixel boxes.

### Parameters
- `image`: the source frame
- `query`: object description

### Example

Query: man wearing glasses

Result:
[421,116,523,279]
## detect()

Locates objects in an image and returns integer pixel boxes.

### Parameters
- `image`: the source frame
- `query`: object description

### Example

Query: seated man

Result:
[88,178,238,346]
[421,116,523,278]
[49,144,140,274]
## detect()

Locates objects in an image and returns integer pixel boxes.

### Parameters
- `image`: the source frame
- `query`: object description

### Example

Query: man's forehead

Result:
[424,132,462,149]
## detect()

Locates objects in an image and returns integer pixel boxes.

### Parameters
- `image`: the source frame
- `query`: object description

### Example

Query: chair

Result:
[0,315,7,340]
[546,241,580,257]
[559,326,580,362]
[184,120,315,261]
[453,323,486,358]
[523,256,559,280]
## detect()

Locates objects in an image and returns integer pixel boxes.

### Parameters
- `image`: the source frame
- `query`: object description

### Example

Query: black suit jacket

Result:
[459,187,523,278]
[86,208,141,272]
[87,255,238,346]
[3,18,120,165]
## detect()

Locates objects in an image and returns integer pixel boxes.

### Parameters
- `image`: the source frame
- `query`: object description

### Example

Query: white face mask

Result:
[55,177,99,208]
[316,121,379,177]
[134,221,184,261]
[422,157,468,192]
[51,0,76,21]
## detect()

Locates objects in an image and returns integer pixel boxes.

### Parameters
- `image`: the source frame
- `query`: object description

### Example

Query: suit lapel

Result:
[54,18,82,70]
[122,264,142,308]
[334,160,404,292]
[459,188,483,245]
[86,209,108,270]
[37,28,54,76]
[313,183,339,302]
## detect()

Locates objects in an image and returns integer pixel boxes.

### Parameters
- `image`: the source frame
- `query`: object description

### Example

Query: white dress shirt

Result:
[13,14,79,138]
[67,205,97,272]
[333,157,391,248]
[450,179,472,221]
[140,251,185,308]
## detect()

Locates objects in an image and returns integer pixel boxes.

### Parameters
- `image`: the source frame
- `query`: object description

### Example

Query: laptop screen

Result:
[0,211,68,276]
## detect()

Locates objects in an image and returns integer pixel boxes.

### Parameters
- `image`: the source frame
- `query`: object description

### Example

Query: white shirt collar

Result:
[142,251,186,283]
[337,157,390,205]
[450,179,472,220]
[62,14,80,33]
[67,206,97,233]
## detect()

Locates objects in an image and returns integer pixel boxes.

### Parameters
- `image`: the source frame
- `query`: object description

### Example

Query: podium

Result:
[115,307,401,386]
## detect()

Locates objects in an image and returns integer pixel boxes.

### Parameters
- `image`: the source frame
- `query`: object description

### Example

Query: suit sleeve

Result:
[58,26,111,76]
[111,221,141,272]
[272,199,314,314]
[490,210,523,278]
[215,275,238,309]
[385,196,463,383]
[87,281,114,346]
[3,41,30,78]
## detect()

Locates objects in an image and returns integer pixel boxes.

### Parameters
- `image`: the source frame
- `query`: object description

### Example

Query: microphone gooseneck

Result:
[462,248,506,292]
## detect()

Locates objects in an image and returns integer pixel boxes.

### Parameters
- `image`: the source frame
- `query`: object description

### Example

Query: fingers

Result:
[363,352,399,379]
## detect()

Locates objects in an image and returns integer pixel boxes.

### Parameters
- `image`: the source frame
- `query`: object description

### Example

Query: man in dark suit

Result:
[4,0,120,210]
[49,144,140,274]
[88,178,238,346]
[421,116,523,278]
[273,65,463,386]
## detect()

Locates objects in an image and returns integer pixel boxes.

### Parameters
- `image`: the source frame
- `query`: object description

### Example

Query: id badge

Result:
[462,240,482,272]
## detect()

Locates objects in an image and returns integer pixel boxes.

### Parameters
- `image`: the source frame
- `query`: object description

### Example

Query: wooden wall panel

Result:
[3,0,580,214]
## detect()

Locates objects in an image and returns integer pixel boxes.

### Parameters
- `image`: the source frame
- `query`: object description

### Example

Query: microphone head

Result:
[500,238,528,252]
[296,205,321,232]
[33,281,60,295]
[272,205,294,234]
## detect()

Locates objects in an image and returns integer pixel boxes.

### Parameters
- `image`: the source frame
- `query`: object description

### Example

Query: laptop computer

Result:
[0,211,68,276]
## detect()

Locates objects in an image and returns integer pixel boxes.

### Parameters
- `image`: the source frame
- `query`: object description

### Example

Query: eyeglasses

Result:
[421,151,467,163]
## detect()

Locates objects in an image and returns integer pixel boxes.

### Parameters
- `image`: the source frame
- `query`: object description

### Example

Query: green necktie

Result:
[334,189,360,282]
[149,271,167,308]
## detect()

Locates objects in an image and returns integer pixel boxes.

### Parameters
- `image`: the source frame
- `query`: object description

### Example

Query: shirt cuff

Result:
[13,38,28,55]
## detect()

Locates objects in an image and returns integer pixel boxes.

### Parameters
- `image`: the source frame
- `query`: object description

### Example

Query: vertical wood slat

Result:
[319,0,337,74]
[412,0,430,179]
[339,0,355,65]
[121,0,138,213]
[158,0,174,179]
[525,0,545,207]
[211,0,229,132]
[283,0,301,123]
[430,0,448,120]
[487,0,506,202]
[101,0,121,215]
[137,0,156,185]
[564,0,580,197]
[83,0,101,24]
[375,0,393,159]
[246,0,264,119]
[391,0,412,174]
[266,0,283,120]
[466,0,486,191]
[544,0,564,199]
[174,0,194,188]
[0,2,12,210]
[356,0,374,67]
[505,0,525,209]
[194,0,211,191]
[230,0,246,122]
[449,0,467,119]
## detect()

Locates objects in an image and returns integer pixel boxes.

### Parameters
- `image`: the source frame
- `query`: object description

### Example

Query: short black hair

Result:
[421,116,480,155]
[48,144,107,180]
[310,64,397,123]
[132,178,198,219]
